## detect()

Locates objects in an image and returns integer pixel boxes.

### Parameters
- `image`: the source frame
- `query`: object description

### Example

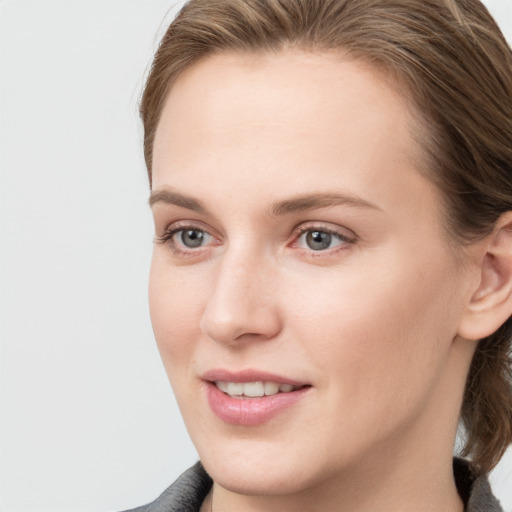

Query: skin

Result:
[148,51,486,512]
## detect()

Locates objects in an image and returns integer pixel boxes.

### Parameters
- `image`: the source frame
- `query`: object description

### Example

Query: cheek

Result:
[284,249,462,406]
[148,257,205,380]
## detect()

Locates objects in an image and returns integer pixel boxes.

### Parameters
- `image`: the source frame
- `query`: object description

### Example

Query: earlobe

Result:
[458,213,512,341]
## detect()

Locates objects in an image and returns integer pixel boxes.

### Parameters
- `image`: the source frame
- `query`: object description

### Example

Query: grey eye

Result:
[305,231,332,250]
[180,229,205,248]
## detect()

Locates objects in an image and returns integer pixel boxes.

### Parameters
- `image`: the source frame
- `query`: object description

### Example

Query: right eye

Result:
[174,228,209,248]
[155,224,217,255]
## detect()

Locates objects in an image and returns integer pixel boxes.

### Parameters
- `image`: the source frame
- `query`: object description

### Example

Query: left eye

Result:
[297,230,346,251]
[173,228,211,248]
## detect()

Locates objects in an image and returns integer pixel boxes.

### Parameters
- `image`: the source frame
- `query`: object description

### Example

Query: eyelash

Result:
[155,223,356,257]
[154,223,214,256]
[291,225,356,255]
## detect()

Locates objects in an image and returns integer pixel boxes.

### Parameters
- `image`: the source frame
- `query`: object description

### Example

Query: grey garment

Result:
[122,462,212,512]
[453,458,504,512]
[123,458,503,512]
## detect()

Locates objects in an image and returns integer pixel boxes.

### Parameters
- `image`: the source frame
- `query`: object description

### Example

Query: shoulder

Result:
[121,462,212,512]
[453,458,504,512]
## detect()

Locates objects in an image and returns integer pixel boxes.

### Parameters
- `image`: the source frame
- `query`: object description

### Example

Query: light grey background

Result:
[0,1,511,511]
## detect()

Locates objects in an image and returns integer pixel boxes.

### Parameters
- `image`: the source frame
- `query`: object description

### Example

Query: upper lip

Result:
[202,368,309,387]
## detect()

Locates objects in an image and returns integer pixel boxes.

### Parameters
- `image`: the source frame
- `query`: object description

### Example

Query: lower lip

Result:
[205,382,310,426]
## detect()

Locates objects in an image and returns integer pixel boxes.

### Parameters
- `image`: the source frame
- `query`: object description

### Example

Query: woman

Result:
[127,0,512,510]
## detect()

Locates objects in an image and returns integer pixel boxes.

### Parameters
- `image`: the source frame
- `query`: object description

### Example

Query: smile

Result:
[205,375,311,425]
[215,381,298,398]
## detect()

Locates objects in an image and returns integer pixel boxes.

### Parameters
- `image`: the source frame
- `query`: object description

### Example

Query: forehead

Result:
[152,50,433,216]
[153,50,423,168]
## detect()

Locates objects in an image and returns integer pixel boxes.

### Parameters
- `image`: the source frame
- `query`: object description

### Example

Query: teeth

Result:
[215,381,298,398]
[226,382,244,396]
[216,381,228,393]
[244,382,264,397]
[264,382,279,395]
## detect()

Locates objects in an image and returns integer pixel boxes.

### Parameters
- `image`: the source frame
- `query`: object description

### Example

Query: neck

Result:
[206,450,464,512]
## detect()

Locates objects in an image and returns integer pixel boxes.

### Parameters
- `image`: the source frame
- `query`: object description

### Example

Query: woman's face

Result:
[149,51,475,496]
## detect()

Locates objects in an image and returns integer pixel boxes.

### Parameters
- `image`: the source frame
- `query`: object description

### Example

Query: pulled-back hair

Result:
[140,0,512,472]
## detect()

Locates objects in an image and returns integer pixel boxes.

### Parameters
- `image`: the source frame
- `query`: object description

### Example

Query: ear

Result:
[458,212,512,340]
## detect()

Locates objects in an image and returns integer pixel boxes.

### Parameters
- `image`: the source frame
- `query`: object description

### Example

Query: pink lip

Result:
[202,368,307,387]
[202,369,311,426]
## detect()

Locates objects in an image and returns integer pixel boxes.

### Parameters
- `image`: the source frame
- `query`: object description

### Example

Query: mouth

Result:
[214,380,303,398]
[202,370,311,425]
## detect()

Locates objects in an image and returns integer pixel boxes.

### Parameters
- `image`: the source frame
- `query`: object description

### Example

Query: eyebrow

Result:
[270,193,381,216]
[149,188,209,214]
[149,188,380,215]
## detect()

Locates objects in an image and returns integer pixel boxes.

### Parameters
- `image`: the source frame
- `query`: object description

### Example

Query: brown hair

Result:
[140,0,512,472]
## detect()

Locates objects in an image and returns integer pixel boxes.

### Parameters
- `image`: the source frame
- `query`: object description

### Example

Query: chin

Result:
[195,432,342,497]
[202,454,317,496]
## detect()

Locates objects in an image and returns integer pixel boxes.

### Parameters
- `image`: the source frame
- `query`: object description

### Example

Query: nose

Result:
[200,250,282,346]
